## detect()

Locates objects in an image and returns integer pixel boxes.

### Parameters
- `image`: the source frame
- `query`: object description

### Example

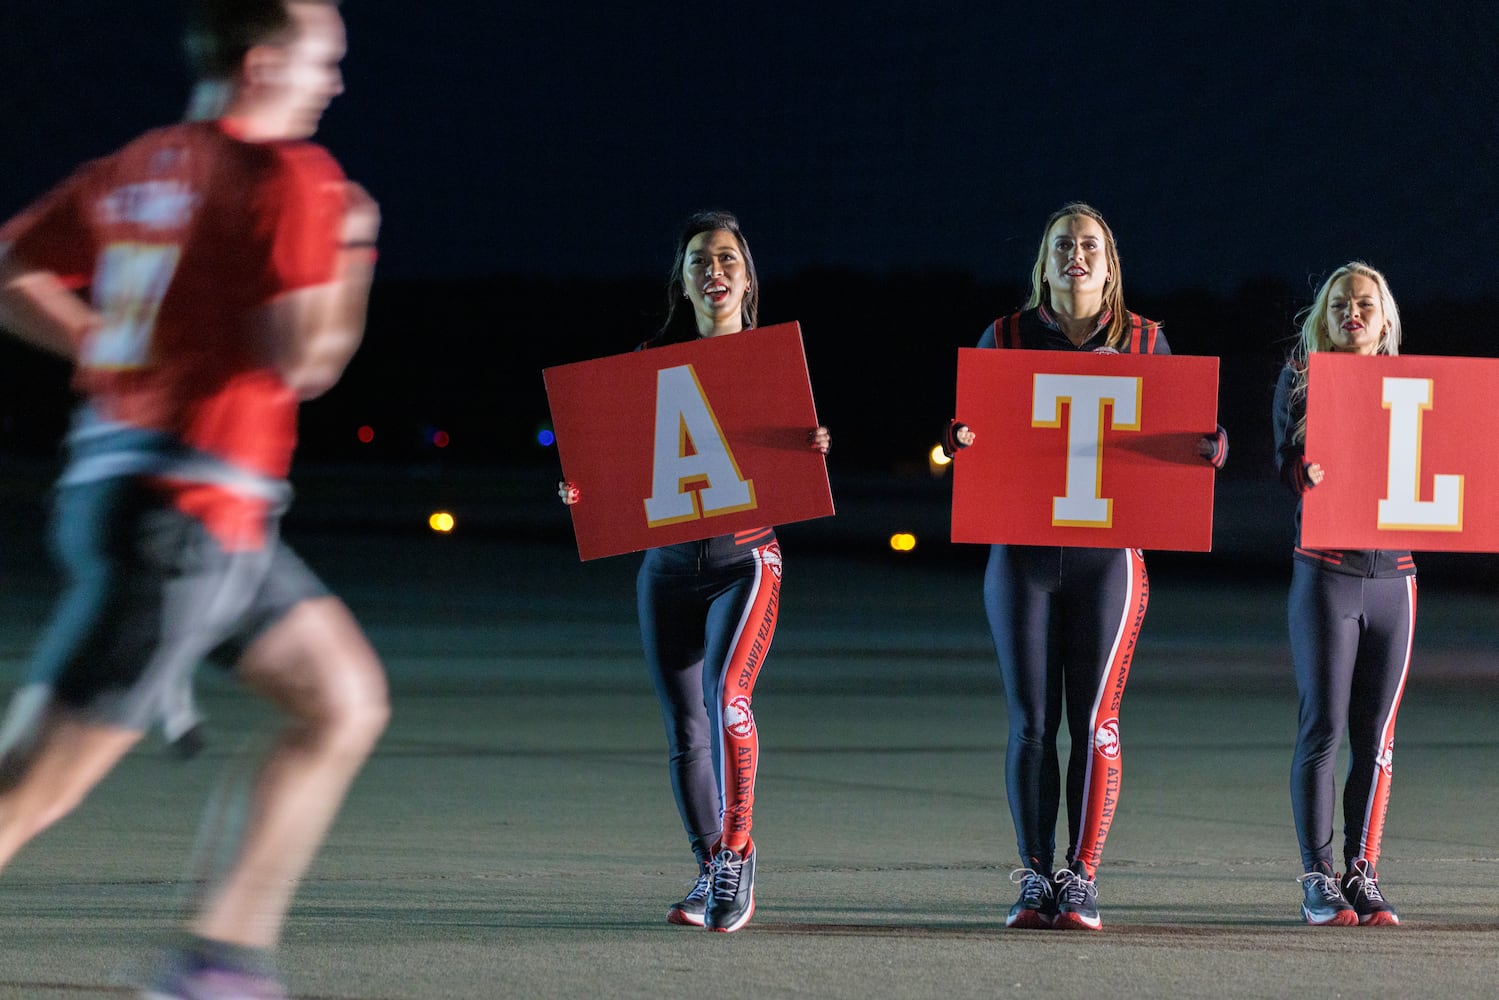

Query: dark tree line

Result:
[3,271,1496,479]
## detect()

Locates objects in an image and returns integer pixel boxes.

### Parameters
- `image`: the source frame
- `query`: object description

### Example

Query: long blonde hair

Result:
[1024,202,1128,349]
[1287,261,1403,444]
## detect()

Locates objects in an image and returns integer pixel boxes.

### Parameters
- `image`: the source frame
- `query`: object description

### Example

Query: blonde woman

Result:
[1273,262,1410,926]
[946,203,1226,930]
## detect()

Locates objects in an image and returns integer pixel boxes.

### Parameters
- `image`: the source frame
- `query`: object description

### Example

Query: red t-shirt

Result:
[1,120,347,545]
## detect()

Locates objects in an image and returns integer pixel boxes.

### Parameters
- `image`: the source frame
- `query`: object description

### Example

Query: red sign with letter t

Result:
[1303,352,1499,552]
[543,322,834,561]
[951,349,1220,550]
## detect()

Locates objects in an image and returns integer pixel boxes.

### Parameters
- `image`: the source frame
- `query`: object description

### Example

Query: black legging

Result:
[984,543,1148,876]
[638,535,781,864]
[1288,562,1415,872]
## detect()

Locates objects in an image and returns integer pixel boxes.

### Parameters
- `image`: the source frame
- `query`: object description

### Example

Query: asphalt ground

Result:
[2,466,1499,998]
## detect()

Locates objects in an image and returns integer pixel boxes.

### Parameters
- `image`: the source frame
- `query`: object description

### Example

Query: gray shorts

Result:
[20,476,329,732]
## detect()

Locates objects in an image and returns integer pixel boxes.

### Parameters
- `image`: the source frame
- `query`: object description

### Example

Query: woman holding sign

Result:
[559,210,830,933]
[945,203,1227,931]
[1273,262,1410,927]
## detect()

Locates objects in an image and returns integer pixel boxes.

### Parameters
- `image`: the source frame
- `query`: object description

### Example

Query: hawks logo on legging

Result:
[1095,719,1121,761]
[759,539,783,581]
[717,540,780,841]
[724,696,755,739]
[1072,547,1148,875]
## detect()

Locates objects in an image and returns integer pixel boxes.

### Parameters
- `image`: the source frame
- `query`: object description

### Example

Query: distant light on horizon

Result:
[432,429,450,448]
[428,511,455,533]
[357,425,375,444]
[928,444,954,479]
[889,532,917,553]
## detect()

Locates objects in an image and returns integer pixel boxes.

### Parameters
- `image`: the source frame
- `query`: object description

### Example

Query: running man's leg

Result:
[191,595,388,948]
[0,478,225,871]
[0,707,141,868]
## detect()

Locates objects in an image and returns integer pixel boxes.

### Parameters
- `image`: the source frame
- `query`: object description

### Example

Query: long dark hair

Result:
[650,210,759,346]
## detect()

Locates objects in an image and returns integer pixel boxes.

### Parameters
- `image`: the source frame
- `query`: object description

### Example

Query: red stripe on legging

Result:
[715,542,780,851]
[1071,547,1148,876]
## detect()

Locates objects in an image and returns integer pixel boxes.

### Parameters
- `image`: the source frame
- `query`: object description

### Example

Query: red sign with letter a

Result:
[951,349,1220,550]
[1303,353,1499,552]
[543,322,834,561]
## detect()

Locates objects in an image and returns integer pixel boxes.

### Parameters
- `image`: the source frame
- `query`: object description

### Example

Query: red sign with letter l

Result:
[1303,353,1499,552]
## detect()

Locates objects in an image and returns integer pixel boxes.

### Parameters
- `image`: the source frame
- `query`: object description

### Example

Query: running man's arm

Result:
[0,250,94,360]
[0,170,99,360]
[261,181,379,400]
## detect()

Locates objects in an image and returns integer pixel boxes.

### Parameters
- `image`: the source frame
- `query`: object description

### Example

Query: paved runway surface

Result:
[2,467,1498,998]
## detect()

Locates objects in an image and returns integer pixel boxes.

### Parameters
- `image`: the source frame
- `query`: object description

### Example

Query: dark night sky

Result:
[4,1,1499,584]
[4,2,1499,300]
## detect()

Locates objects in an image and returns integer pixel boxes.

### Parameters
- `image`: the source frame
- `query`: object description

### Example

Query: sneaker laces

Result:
[1054,868,1095,907]
[683,870,712,904]
[1009,867,1054,907]
[1344,861,1386,904]
[1297,871,1345,904]
[709,849,744,902]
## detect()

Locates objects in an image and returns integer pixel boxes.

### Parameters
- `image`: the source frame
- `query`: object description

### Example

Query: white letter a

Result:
[643,365,756,527]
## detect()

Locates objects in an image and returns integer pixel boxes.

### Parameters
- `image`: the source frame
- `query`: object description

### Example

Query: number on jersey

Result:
[84,242,181,369]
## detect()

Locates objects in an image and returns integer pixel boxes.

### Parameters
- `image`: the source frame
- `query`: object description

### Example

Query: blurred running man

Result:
[0,1,388,995]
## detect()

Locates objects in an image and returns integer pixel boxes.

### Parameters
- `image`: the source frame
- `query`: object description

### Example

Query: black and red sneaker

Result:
[667,864,712,927]
[1005,868,1056,929]
[1341,859,1400,926]
[705,841,756,933]
[1299,870,1357,926]
[1052,868,1101,931]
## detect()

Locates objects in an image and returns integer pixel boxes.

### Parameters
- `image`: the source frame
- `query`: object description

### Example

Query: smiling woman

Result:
[652,210,761,344]
[554,209,829,934]
[682,230,752,338]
